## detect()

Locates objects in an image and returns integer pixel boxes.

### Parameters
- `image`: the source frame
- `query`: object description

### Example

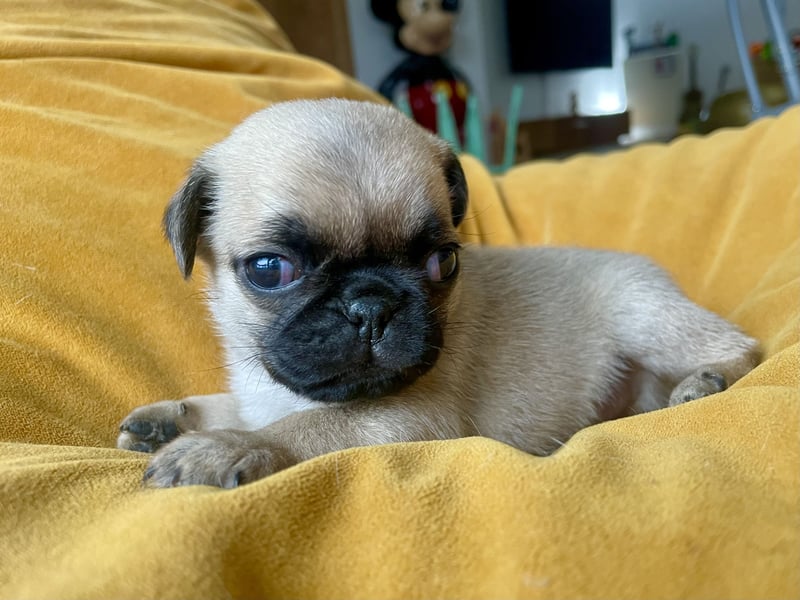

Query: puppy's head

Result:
[164,99,467,402]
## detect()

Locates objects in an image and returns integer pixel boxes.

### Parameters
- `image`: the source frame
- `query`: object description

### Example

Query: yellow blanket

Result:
[1,1,798,598]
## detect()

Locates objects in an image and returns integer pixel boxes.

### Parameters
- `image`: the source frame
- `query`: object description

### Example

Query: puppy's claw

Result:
[669,368,729,407]
[221,471,241,490]
[117,400,187,453]
[142,431,285,489]
[701,371,728,391]
[170,467,183,488]
[124,420,154,438]
[132,442,156,453]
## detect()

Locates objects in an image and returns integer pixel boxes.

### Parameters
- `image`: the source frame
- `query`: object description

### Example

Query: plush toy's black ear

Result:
[443,152,468,228]
[370,0,403,26]
[162,163,214,279]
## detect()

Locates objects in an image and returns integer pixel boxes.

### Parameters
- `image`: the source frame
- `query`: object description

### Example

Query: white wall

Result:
[347,0,800,121]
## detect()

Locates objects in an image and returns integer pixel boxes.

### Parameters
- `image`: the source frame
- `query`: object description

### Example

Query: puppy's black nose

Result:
[345,297,393,344]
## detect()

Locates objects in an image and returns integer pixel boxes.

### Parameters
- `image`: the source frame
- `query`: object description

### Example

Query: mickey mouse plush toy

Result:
[370,0,470,137]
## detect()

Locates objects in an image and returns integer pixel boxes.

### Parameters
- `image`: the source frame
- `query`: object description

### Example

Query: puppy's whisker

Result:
[188,290,220,300]
[254,366,267,394]
[458,204,493,222]
[465,414,483,437]
[224,344,266,350]
[191,351,263,374]
[237,355,258,370]
[193,364,233,374]
[244,354,266,390]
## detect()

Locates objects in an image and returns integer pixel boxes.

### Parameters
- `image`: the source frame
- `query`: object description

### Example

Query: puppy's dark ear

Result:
[443,152,468,228]
[162,163,214,279]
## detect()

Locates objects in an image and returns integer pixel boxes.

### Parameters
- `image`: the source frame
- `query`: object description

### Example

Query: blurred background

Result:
[259,0,800,164]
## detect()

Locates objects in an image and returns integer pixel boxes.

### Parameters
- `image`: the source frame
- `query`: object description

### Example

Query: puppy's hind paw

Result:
[669,369,728,407]
[117,400,188,453]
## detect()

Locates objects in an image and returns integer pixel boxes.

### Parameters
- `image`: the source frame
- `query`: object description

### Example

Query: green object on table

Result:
[435,90,462,153]
[396,85,524,174]
[464,94,487,164]
[494,84,523,174]
[395,92,413,120]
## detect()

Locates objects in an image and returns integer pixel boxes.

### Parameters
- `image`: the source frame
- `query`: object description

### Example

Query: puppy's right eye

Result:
[244,254,300,290]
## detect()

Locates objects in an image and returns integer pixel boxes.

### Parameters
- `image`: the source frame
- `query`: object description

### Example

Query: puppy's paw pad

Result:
[117,401,187,453]
[669,369,728,407]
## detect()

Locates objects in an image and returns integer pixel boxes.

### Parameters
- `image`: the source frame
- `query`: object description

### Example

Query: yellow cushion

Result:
[1,1,798,598]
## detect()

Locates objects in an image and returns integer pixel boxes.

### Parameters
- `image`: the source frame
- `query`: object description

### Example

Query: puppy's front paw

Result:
[669,369,728,407]
[117,400,189,453]
[143,430,286,489]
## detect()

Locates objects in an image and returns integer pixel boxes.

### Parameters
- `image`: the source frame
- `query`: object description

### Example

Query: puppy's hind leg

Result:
[609,259,760,410]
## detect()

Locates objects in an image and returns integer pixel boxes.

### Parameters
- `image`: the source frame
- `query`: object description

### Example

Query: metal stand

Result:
[726,0,799,118]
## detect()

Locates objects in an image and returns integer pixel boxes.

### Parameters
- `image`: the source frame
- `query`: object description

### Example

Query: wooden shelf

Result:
[515,112,630,161]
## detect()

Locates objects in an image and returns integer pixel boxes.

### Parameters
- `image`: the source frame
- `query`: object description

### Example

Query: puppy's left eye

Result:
[244,254,300,290]
[425,246,459,282]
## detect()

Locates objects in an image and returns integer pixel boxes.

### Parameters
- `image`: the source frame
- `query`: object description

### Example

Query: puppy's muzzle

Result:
[262,264,442,403]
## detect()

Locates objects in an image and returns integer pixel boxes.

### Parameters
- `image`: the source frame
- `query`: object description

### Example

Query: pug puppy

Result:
[118,99,759,488]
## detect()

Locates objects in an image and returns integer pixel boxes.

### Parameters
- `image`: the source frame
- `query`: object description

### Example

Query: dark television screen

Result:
[505,0,613,73]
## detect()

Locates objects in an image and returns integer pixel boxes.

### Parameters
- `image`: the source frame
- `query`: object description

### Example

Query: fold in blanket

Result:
[0,1,798,598]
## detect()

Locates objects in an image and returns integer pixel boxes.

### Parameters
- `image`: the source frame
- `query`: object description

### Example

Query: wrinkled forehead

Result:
[205,122,455,259]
